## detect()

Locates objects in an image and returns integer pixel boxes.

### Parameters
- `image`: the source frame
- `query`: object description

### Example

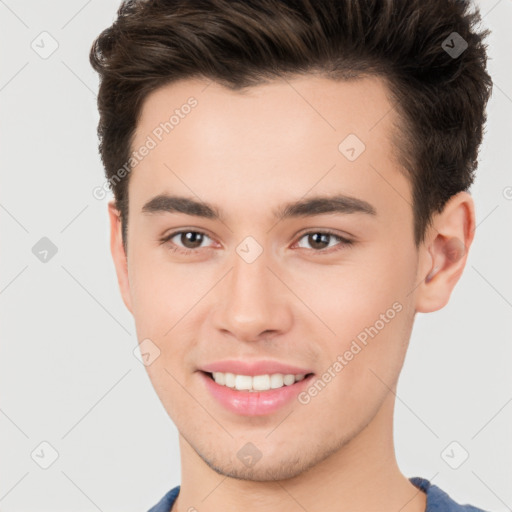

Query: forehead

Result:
[128,74,410,225]
[134,74,399,149]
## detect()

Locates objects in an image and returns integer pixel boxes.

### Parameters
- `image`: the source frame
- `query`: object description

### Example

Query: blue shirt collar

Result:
[148,477,489,512]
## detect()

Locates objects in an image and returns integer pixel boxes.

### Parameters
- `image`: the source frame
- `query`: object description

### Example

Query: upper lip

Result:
[200,359,314,376]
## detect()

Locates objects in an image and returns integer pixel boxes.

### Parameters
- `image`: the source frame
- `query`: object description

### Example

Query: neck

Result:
[173,392,426,512]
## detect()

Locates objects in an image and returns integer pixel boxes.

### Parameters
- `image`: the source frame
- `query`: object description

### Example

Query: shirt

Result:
[147,476,490,512]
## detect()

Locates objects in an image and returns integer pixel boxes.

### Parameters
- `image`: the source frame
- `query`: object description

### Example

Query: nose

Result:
[212,247,293,343]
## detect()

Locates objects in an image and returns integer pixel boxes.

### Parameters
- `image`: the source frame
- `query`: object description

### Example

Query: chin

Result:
[204,454,311,482]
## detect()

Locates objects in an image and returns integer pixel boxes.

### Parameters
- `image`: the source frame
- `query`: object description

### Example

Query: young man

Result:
[90,1,493,511]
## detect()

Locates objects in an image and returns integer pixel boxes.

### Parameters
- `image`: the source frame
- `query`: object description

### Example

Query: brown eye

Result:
[176,231,206,249]
[161,230,214,254]
[306,233,331,250]
[295,231,354,254]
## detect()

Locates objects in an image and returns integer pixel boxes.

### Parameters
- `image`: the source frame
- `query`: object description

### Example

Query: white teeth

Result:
[270,374,283,389]
[224,372,236,388]
[235,375,252,391]
[210,372,308,391]
[283,374,295,386]
[252,374,270,390]
[214,372,226,385]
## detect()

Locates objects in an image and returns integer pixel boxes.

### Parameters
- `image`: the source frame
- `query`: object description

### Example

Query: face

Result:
[110,75,435,480]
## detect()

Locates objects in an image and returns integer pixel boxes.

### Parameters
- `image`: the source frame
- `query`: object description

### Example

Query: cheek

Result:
[293,249,409,334]
[301,247,415,381]
[318,285,408,381]
[128,251,203,334]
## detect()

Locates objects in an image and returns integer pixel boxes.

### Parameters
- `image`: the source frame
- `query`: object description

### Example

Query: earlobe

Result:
[415,192,475,313]
[108,201,133,314]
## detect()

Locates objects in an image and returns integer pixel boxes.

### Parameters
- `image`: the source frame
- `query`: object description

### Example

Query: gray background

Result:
[0,1,511,511]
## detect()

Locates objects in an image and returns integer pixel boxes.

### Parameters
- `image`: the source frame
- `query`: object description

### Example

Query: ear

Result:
[415,191,475,313]
[108,201,133,314]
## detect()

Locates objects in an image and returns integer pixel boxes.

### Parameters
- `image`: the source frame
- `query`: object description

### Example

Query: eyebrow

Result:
[141,193,377,220]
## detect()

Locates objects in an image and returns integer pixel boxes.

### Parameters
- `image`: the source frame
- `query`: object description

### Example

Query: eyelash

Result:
[159,229,354,256]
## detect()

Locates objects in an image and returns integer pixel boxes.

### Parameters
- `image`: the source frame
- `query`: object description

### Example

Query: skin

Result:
[108,75,475,512]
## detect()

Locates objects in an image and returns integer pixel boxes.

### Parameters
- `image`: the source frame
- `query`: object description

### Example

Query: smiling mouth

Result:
[201,370,315,392]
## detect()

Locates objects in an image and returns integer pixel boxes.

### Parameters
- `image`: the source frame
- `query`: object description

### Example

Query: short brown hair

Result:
[90,0,492,249]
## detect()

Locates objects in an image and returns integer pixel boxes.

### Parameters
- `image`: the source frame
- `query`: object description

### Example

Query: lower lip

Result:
[199,371,315,416]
